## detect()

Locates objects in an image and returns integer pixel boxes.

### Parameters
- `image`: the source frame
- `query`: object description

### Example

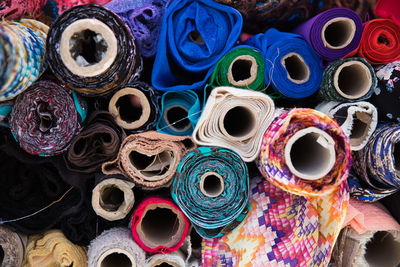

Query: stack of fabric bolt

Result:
[2,0,400,266]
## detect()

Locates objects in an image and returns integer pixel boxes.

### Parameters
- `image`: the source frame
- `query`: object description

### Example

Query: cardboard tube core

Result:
[365,231,400,267]
[228,55,257,87]
[164,105,191,133]
[220,106,257,141]
[153,262,175,267]
[334,61,372,99]
[199,172,224,198]
[322,17,356,49]
[349,111,372,148]
[285,127,336,181]
[281,53,310,84]
[98,249,136,267]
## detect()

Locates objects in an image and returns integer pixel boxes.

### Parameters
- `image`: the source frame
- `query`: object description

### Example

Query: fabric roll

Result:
[0,19,48,101]
[146,251,186,267]
[351,123,400,200]
[88,227,146,267]
[92,176,135,221]
[346,19,400,65]
[202,175,349,267]
[151,0,242,91]
[316,101,378,151]
[46,4,142,96]
[0,226,26,267]
[54,0,112,15]
[375,0,400,25]
[193,87,274,162]
[156,90,201,136]
[208,46,266,91]
[22,229,87,267]
[172,146,250,238]
[0,0,46,20]
[102,131,196,190]
[108,82,161,133]
[293,8,363,62]
[105,0,171,58]
[319,57,377,102]
[10,80,85,157]
[245,29,323,99]
[130,197,190,253]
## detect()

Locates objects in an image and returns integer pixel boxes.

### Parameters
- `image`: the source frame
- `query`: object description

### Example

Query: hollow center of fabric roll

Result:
[189,30,205,45]
[222,106,256,140]
[0,246,4,266]
[281,53,310,84]
[322,17,356,49]
[334,61,372,99]
[378,35,390,46]
[285,127,336,181]
[199,172,224,198]
[100,185,124,212]
[141,207,179,243]
[190,228,202,250]
[36,103,54,133]
[128,150,174,179]
[154,263,174,267]
[116,95,142,123]
[393,143,400,175]
[227,55,258,87]
[365,231,400,267]
[100,252,133,267]
[349,111,372,147]
[164,105,191,132]
[69,29,108,66]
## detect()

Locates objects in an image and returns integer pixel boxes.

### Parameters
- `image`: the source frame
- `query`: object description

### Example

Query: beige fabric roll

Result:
[0,226,26,267]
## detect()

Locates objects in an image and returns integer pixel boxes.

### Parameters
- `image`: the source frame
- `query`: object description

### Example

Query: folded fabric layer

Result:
[351,123,400,200]
[146,251,186,267]
[319,57,377,102]
[130,197,190,253]
[208,46,266,91]
[293,8,362,62]
[151,0,242,91]
[156,90,201,136]
[0,0,46,20]
[65,111,125,173]
[0,226,26,267]
[193,87,274,162]
[316,101,378,150]
[46,4,142,96]
[22,229,87,267]
[11,80,85,157]
[245,29,323,99]
[346,19,400,65]
[108,82,161,133]
[102,131,196,190]
[0,19,48,101]
[172,146,250,239]
[105,0,171,57]
[88,227,146,267]
[202,175,349,267]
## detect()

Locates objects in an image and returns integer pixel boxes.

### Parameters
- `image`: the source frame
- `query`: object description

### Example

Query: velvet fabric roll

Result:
[156,90,201,136]
[108,82,161,133]
[105,0,171,58]
[130,197,190,253]
[22,229,87,267]
[103,131,196,190]
[319,57,377,102]
[245,29,323,99]
[0,19,48,101]
[193,87,275,162]
[0,0,47,20]
[208,46,266,91]
[293,8,363,62]
[151,0,242,91]
[0,226,26,267]
[172,146,250,238]
[46,4,142,96]
[11,80,86,157]
[346,19,400,65]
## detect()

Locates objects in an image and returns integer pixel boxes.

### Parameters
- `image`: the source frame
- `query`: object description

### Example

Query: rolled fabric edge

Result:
[0,226,27,267]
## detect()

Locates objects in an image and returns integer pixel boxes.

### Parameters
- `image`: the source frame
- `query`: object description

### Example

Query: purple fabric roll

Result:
[105,0,170,58]
[293,8,362,62]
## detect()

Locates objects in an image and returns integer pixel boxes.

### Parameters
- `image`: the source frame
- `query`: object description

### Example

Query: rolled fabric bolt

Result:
[245,29,323,99]
[375,0,400,25]
[151,0,242,91]
[0,226,26,267]
[22,229,87,267]
[55,0,113,15]
[87,227,146,267]
[130,197,190,253]
[316,101,378,151]
[11,80,86,157]
[293,8,363,62]
[345,19,400,65]
[92,177,135,221]
[108,82,161,132]
[145,251,186,267]
[319,57,377,102]
[193,87,275,162]
[46,4,142,96]
[102,131,196,190]
[157,90,201,136]
[172,146,250,238]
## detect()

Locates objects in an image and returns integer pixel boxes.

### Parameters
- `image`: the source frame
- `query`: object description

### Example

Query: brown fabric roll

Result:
[0,226,26,267]
[102,131,196,190]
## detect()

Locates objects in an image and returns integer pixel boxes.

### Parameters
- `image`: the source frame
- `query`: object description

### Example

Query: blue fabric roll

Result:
[156,90,201,136]
[172,146,250,238]
[245,28,323,99]
[151,0,243,91]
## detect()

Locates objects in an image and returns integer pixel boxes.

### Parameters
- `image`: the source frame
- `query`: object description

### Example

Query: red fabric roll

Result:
[375,0,400,26]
